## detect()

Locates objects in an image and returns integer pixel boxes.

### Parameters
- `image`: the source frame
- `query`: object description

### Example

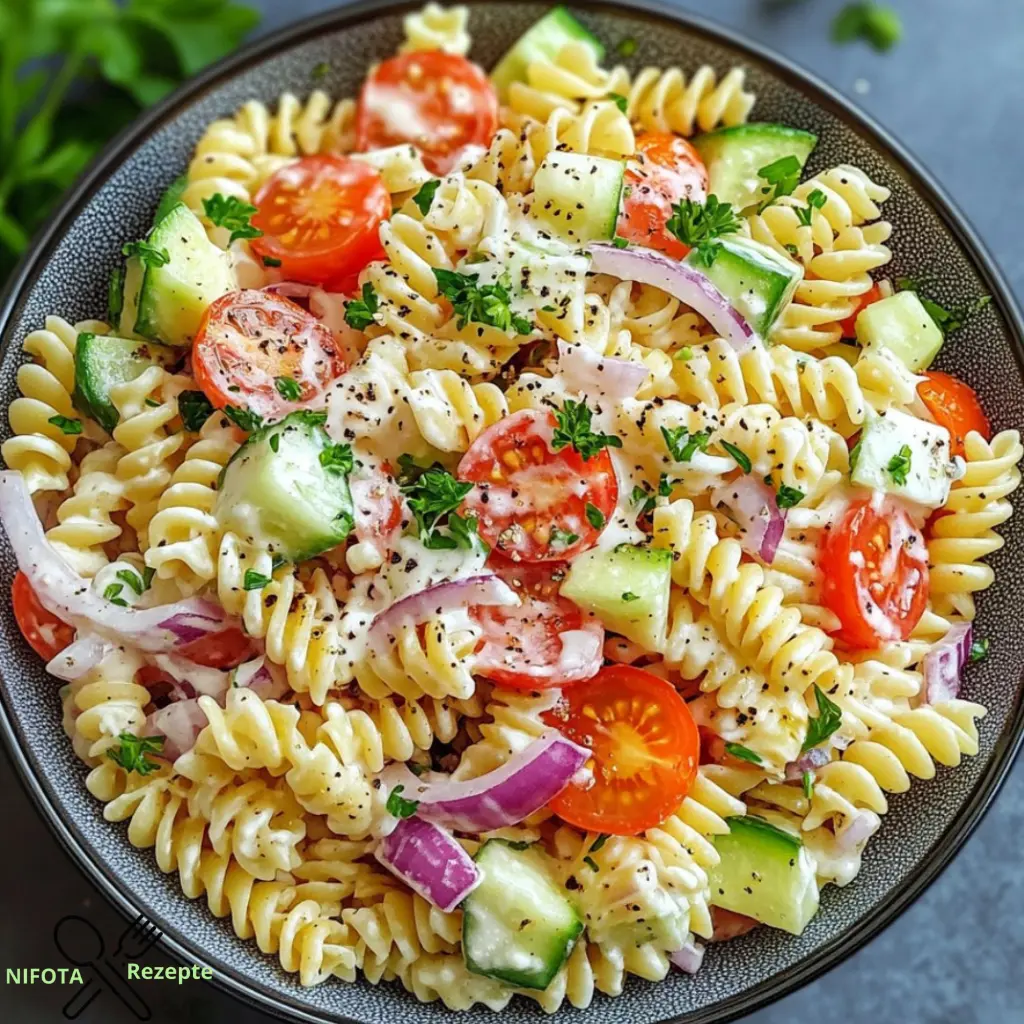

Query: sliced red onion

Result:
[711,477,787,563]
[46,633,111,681]
[556,341,647,400]
[784,746,832,780]
[145,699,209,762]
[375,817,481,912]
[368,574,519,659]
[0,472,232,652]
[589,243,756,351]
[669,939,706,974]
[382,730,590,832]
[837,809,879,851]
[147,653,285,701]
[923,623,972,704]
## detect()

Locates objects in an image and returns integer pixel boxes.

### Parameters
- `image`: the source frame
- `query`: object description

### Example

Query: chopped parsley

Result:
[612,235,630,248]
[617,36,637,57]
[776,484,805,509]
[262,256,282,268]
[622,591,640,602]
[440,511,483,552]
[115,568,147,595]
[969,638,989,663]
[585,503,606,530]
[831,2,903,52]
[412,178,441,216]
[319,442,354,475]
[106,733,164,776]
[386,784,419,819]
[590,834,610,853]
[583,855,600,873]
[551,399,622,461]
[103,583,128,607]
[549,525,580,550]
[661,425,711,463]
[887,444,912,486]
[802,770,815,800]
[47,414,82,435]
[311,61,331,80]
[665,194,741,249]
[794,188,828,226]
[756,155,803,210]
[275,376,302,401]
[269,434,280,453]
[725,743,763,765]
[608,93,628,114]
[433,268,532,336]
[721,440,752,474]
[896,278,991,337]
[674,346,694,362]
[223,405,264,433]
[243,570,271,591]
[178,390,214,432]
[122,239,170,268]
[632,474,673,514]
[344,283,380,330]
[801,684,843,752]
[202,193,263,245]
[400,467,478,550]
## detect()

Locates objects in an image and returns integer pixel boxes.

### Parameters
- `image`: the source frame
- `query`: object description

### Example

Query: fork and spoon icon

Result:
[54,913,161,1020]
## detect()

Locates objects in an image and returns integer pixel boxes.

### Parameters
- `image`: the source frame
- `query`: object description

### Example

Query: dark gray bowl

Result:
[2,2,1023,1022]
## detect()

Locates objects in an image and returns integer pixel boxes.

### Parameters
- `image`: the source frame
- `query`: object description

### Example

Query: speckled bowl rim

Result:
[1,1,1023,1022]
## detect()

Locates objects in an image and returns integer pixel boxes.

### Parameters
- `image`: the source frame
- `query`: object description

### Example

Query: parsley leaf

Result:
[412,178,441,216]
[386,784,419,819]
[262,256,282,268]
[116,568,145,595]
[549,525,580,550]
[801,684,843,752]
[122,240,170,268]
[692,240,723,267]
[757,155,802,210]
[47,414,82,435]
[243,570,271,591]
[433,268,531,336]
[275,376,302,401]
[585,503,606,530]
[674,346,694,362]
[794,188,827,226]
[583,855,600,873]
[776,484,804,509]
[103,583,128,607]
[721,440,752,473]
[202,193,263,245]
[969,638,989,663]
[725,742,763,765]
[831,2,903,52]
[400,467,474,547]
[608,93,628,114]
[319,442,354,475]
[802,770,815,800]
[612,235,629,248]
[223,405,263,433]
[551,399,622,461]
[622,591,639,602]
[661,426,711,463]
[665,194,740,248]
[311,61,330,81]
[887,444,912,486]
[617,37,638,57]
[344,283,380,330]
[106,733,164,776]
[178,391,214,432]
[590,834,610,853]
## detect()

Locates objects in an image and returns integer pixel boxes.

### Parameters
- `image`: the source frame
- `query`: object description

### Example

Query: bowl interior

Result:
[1,2,1023,1023]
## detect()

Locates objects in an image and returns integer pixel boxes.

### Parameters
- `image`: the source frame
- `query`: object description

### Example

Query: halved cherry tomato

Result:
[457,409,618,563]
[176,627,256,670]
[917,370,991,458]
[472,557,604,689]
[837,283,882,338]
[251,155,390,287]
[616,133,709,259]
[356,52,499,175]
[350,468,405,564]
[543,665,700,835]
[12,571,74,661]
[192,289,348,419]
[820,496,929,649]
[710,907,759,943]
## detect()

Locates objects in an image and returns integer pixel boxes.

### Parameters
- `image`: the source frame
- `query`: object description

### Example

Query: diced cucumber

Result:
[72,334,178,433]
[118,255,145,338]
[709,815,819,936]
[855,290,943,372]
[693,123,818,212]
[850,407,959,509]
[134,203,236,347]
[560,544,671,651]
[686,236,802,337]
[490,6,604,100]
[214,411,355,562]
[532,152,625,245]
[463,839,582,990]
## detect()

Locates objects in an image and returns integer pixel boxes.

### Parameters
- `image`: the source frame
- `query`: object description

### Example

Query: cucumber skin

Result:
[491,6,604,99]
[463,839,583,990]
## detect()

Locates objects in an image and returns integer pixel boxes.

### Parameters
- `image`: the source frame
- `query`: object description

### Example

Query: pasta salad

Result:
[1,2,1020,1011]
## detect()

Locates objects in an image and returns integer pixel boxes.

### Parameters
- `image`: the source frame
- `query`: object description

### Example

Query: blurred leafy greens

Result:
[0,0,260,279]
